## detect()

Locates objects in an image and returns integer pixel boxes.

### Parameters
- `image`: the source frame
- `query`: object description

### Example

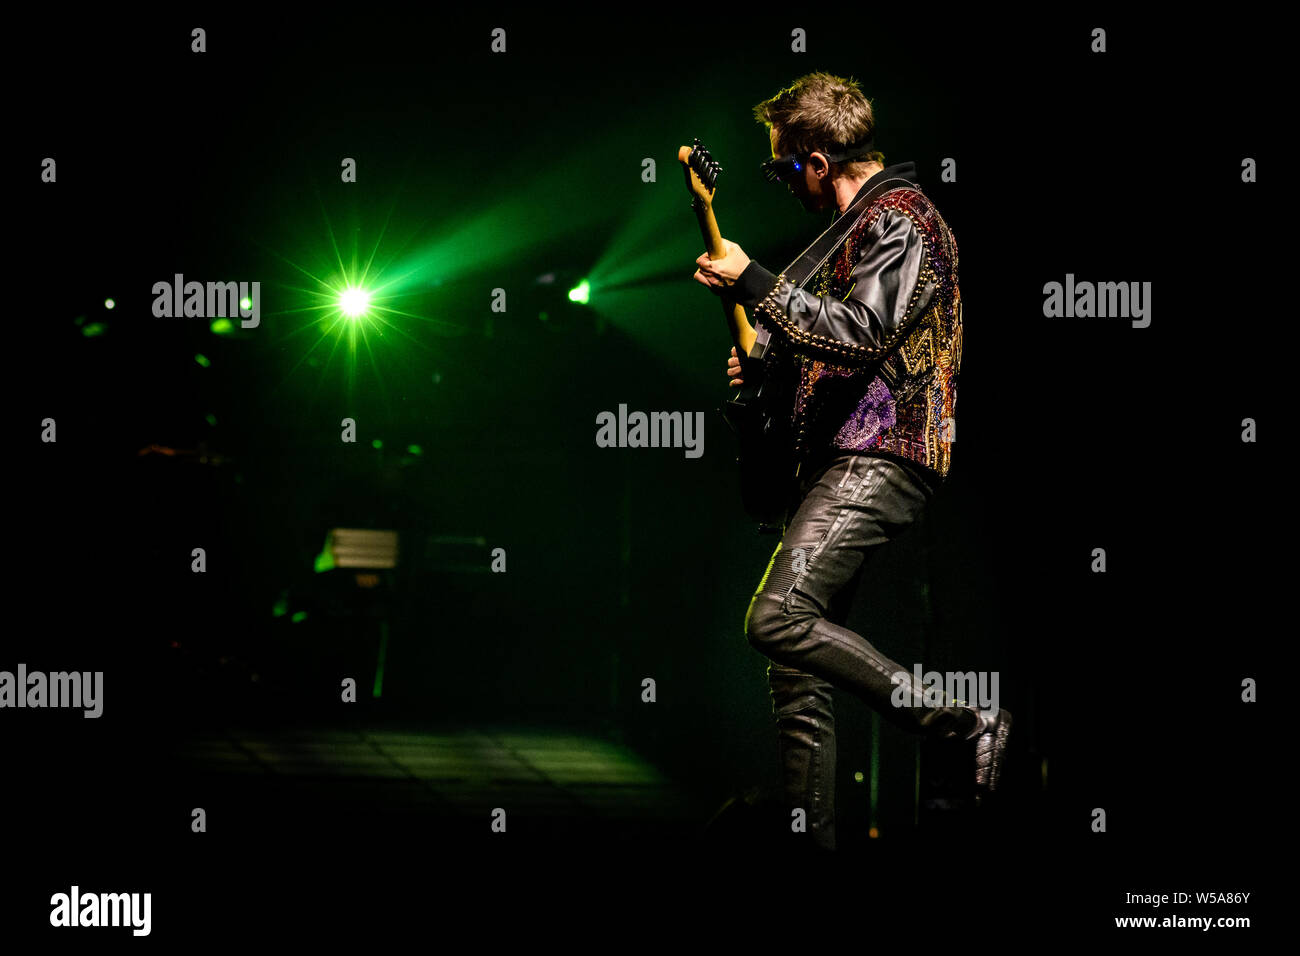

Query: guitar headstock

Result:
[678,138,723,205]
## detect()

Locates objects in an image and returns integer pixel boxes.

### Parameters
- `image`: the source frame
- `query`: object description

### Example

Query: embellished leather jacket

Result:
[729,161,961,483]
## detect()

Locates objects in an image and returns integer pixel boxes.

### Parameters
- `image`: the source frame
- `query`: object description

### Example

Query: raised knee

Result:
[745,591,812,653]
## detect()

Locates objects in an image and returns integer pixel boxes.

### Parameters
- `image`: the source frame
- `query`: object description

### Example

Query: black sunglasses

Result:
[760,153,807,183]
[760,138,876,184]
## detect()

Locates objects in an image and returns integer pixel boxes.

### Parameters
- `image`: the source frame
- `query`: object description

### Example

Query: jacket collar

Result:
[860,161,918,194]
[832,161,918,221]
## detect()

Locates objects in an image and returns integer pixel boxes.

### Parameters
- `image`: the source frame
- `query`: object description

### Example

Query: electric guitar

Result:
[678,138,796,530]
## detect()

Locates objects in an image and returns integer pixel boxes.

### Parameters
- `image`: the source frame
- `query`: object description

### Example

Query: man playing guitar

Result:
[688,71,1010,852]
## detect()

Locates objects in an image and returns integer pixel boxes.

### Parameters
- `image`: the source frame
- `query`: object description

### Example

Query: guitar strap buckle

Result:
[748,317,772,361]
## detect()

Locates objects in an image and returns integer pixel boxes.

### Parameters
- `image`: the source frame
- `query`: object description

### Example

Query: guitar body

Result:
[721,340,797,529]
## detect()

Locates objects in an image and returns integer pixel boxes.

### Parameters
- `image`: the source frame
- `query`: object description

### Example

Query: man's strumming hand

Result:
[727,346,744,387]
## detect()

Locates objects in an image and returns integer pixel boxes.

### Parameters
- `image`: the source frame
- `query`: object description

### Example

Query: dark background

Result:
[8,7,1277,939]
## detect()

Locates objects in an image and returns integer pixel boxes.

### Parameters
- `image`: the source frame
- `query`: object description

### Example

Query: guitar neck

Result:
[692,199,757,357]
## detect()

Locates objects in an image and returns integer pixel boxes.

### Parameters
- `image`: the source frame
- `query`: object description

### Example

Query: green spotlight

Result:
[211,317,234,335]
[239,296,252,311]
[195,353,211,368]
[567,279,590,305]
[104,298,115,310]
[81,323,106,338]
[339,286,372,318]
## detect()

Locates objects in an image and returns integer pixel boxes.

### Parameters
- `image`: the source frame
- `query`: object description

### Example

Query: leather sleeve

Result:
[731,207,932,368]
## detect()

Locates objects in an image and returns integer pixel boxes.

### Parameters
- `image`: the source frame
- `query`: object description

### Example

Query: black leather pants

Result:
[744,453,976,851]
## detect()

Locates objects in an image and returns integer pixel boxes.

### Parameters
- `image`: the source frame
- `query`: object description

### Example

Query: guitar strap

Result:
[748,175,915,362]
